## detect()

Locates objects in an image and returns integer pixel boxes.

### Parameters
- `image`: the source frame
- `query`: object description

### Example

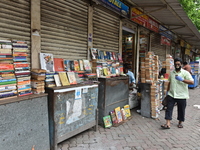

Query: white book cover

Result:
[54,74,61,87]
[40,53,55,72]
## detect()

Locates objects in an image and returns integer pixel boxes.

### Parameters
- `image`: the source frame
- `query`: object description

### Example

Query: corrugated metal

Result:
[93,5,120,52]
[0,0,31,61]
[41,0,89,60]
[151,33,166,61]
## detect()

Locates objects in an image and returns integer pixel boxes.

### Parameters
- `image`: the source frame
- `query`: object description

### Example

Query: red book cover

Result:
[53,58,64,72]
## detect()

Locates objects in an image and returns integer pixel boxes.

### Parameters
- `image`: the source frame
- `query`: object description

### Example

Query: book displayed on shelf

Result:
[63,59,71,72]
[54,58,64,72]
[40,53,55,72]
[67,72,77,85]
[54,74,61,87]
[90,48,98,60]
[103,115,112,128]
[74,60,80,71]
[58,72,70,86]
[83,60,91,71]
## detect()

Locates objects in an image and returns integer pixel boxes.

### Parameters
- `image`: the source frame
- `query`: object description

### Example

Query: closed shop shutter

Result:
[0,0,31,61]
[41,0,89,60]
[151,33,166,62]
[93,5,120,52]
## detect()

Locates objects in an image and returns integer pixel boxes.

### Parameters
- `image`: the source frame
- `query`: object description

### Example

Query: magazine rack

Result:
[45,84,98,150]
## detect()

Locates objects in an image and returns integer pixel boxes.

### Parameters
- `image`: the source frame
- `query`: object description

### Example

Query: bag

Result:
[162,95,169,106]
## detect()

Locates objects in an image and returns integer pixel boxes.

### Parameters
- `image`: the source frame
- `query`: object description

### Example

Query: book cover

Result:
[54,74,62,87]
[40,53,55,72]
[63,60,71,72]
[121,108,127,121]
[114,107,123,123]
[83,60,91,71]
[90,48,98,59]
[58,72,70,86]
[53,58,64,72]
[110,111,118,124]
[67,72,77,85]
[78,60,84,71]
[103,115,112,128]
[124,105,131,118]
[74,60,80,71]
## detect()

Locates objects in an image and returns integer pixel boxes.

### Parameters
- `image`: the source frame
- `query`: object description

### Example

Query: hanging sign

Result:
[159,25,173,40]
[185,49,190,55]
[161,36,171,46]
[180,40,185,47]
[131,8,148,28]
[130,8,159,32]
[98,0,129,16]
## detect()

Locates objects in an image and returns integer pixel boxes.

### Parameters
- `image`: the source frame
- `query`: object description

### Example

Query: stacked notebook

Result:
[0,40,17,100]
[12,40,32,96]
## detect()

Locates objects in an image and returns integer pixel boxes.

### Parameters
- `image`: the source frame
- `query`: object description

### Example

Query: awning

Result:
[126,0,200,52]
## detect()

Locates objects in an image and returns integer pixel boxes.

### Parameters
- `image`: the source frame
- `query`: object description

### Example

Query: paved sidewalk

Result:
[58,88,200,150]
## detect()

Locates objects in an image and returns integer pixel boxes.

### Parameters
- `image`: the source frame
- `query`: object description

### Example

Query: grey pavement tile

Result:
[58,88,200,149]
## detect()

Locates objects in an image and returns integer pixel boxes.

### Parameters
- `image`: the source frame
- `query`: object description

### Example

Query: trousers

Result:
[165,95,186,122]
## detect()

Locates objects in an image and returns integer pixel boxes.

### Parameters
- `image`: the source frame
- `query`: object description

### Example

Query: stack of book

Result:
[12,40,32,96]
[45,72,56,87]
[0,40,17,99]
[31,69,46,94]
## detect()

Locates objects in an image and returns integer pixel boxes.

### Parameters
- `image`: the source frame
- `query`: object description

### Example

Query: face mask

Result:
[175,66,181,71]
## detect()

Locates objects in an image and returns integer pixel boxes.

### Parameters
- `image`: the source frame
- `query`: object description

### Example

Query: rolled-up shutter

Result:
[93,5,120,52]
[151,33,166,61]
[41,0,89,60]
[0,0,31,61]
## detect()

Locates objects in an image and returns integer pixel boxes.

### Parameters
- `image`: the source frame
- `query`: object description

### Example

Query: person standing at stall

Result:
[123,64,136,86]
[182,62,192,74]
[161,58,194,129]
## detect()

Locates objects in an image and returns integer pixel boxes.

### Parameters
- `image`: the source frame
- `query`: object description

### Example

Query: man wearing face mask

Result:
[161,58,194,129]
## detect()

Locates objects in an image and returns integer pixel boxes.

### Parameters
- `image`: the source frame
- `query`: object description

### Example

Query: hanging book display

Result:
[90,48,124,78]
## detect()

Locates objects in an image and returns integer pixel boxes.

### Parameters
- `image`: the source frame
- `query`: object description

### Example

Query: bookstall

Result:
[139,52,173,119]
[33,51,99,150]
[0,40,50,149]
[45,84,98,150]
[90,48,131,127]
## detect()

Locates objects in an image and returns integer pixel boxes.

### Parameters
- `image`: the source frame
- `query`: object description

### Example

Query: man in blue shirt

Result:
[123,64,136,86]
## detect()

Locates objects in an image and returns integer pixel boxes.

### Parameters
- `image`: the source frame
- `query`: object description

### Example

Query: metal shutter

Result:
[41,0,89,60]
[151,33,166,62]
[93,5,120,52]
[0,0,31,61]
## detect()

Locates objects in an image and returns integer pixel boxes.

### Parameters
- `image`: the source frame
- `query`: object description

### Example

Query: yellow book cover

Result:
[114,107,123,123]
[103,68,108,76]
[58,72,70,86]
[124,105,131,118]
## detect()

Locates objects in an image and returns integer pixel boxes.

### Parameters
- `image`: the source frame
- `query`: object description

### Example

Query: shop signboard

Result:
[98,0,129,17]
[130,8,159,32]
[131,8,148,28]
[185,49,191,55]
[180,40,185,47]
[159,25,173,40]
[161,35,171,46]
[147,17,159,33]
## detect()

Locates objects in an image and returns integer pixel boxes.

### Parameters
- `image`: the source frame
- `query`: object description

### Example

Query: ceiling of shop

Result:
[125,0,200,51]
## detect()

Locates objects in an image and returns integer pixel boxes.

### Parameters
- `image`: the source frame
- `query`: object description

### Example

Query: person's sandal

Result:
[177,124,183,128]
[161,124,170,129]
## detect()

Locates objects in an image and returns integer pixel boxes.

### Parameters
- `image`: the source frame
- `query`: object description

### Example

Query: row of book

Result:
[40,53,92,73]
[103,105,131,128]
[90,48,123,61]
[0,39,32,100]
